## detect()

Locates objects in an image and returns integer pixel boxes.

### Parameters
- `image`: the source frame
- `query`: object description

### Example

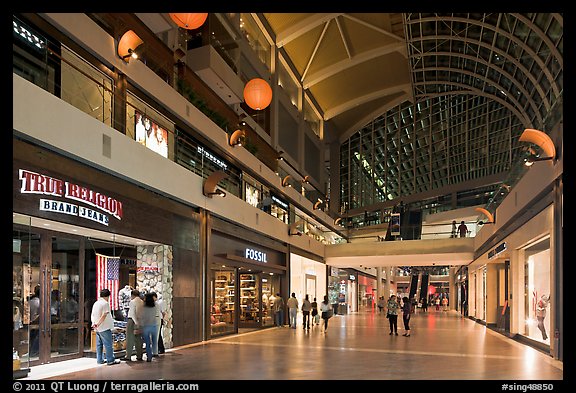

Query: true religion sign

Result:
[19,169,123,226]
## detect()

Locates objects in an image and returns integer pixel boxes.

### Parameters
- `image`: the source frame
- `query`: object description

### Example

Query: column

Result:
[376,267,383,299]
[449,266,457,311]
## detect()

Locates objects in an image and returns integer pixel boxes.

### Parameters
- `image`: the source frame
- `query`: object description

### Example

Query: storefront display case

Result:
[210,269,236,336]
[239,272,260,326]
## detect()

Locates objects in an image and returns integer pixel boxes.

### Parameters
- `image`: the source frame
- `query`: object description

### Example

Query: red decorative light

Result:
[169,13,208,30]
[243,78,272,110]
[428,285,436,295]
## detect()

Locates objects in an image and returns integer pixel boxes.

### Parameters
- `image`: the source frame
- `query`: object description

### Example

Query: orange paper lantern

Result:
[169,13,208,30]
[243,78,273,110]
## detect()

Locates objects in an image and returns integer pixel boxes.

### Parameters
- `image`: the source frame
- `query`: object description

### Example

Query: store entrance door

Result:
[15,227,84,366]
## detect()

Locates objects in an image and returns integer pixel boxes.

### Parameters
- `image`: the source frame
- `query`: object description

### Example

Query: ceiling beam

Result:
[276,13,342,47]
[414,82,531,129]
[415,51,550,111]
[335,16,352,60]
[338,94,409,144]
[418,66,542,125]
[301,20,331,82]
[407,16,561,98]
[342,14,405,42]
[303,43,406,89]
[324,83,411,120]
[345,172,508,216]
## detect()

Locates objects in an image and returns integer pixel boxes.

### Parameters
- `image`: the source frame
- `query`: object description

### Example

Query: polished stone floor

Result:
[25,309,563,382]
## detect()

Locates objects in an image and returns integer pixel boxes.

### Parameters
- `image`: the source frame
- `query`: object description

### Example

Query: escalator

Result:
[408,274,419,302]
[419,273,429,303]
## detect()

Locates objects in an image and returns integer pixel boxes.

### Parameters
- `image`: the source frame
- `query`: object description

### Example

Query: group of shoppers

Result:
[385,295,412,337]
[272,293,333,332]
[90,288,166,365]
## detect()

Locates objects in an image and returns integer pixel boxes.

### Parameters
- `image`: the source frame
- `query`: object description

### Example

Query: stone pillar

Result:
[137,244,173,349]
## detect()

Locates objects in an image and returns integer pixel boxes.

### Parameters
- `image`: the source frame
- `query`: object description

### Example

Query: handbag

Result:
[386,311,390,319]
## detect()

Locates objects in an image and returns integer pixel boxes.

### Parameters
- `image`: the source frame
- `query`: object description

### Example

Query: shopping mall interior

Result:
[12,12,563,383]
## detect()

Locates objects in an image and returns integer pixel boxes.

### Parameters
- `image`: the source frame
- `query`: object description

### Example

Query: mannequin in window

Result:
[119,285,133,321]
[536,294,550,340]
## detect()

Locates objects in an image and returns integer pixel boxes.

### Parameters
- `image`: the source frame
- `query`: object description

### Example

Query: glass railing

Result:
[346,220,478,242]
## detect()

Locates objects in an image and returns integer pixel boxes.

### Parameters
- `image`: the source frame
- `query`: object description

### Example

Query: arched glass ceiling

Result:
[340,13,562,215]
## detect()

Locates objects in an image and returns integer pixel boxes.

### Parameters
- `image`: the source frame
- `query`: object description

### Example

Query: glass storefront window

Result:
[239,272,260,325]
[261,274,280,327]
[524,237,551,344]
[210,268,236,337]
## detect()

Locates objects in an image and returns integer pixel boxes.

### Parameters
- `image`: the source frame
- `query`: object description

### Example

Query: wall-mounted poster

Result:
[135,111,168,158]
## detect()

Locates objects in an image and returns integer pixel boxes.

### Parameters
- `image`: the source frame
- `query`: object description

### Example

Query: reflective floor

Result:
[25,309,563,382]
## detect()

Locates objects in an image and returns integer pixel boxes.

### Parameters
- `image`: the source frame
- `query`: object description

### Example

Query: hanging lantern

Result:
[169,13,208,30]
[243,78,272,110]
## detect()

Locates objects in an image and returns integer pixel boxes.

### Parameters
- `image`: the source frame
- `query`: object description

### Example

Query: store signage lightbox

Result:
[245,248,268,263]
[19,169,123,226]
[135,111,169,158]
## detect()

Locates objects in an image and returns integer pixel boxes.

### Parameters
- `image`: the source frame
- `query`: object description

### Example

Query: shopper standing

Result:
[287,292,299,329]
[386,295,400,335]
[121,289,143,361]
[90,289,121,365]
[139,293,159,362]
[320,295,332,333]
[458,221,468,237]
[301,295,312,330]
[401,296,412,336]
[377,296,386,313]
[151,292,166,355]
[273,293,285,327]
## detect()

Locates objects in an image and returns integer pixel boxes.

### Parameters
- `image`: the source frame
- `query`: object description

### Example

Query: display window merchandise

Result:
[12,216,174,373]
[524,237,551,344]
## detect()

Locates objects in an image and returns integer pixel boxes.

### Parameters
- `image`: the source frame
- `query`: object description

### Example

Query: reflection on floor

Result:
[23,310,563,381]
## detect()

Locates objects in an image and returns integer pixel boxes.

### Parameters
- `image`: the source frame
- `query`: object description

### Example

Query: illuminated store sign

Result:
[245,248,267,263]
[19,169,123,226]
[271,196,288,210]
[488,242,507,259]
[13,18,45,51]
[197,146,228,170]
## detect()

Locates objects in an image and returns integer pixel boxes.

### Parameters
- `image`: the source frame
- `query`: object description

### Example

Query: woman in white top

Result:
[319,295,332,333]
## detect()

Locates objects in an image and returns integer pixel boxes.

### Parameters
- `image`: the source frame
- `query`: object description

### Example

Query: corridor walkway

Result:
[27,309,563,382]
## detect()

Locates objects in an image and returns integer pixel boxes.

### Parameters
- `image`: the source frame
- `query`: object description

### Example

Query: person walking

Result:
[421,297,428,312]
[90,288,121,365]
[451,220,457,238]
[401,296,412,336]
[442,296,449,311]
[320,295,332,333]
[139,293,159,362]
[377,296,385,313]
[458,220,468,238]
[301,295,312,329]
[273,293,285,327]
[311,297,319,326]
[435,296,440,311]
[121,289,143,361]
[287,292,299,329]
[386,295,400,335]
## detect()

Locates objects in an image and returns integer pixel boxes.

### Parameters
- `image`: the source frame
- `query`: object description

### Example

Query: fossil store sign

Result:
[19,169,123,226]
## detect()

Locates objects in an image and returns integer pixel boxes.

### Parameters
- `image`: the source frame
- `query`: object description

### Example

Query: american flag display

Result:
[96,254,120,310]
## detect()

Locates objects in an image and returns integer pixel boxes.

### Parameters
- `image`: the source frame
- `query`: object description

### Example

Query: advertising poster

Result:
[135,111,168,158]
[390,212,401,236]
